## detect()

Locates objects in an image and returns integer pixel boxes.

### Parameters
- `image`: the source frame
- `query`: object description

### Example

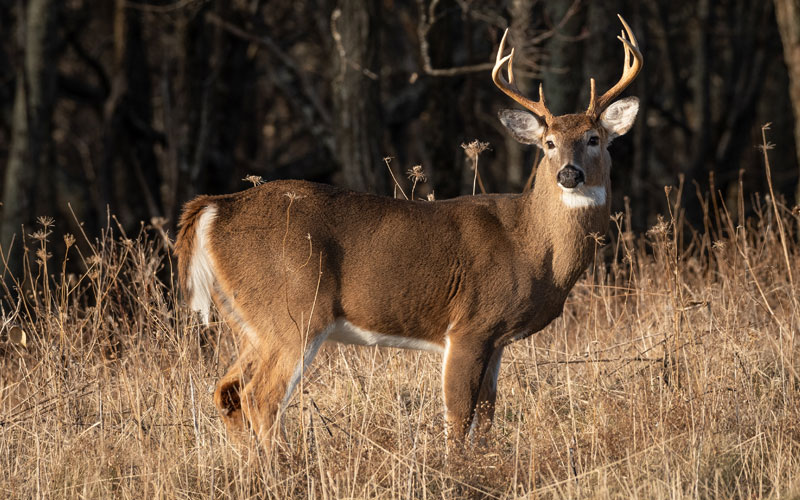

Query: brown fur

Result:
[174,109,623,448]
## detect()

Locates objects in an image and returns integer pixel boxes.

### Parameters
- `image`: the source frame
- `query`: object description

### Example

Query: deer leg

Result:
[468,346,504,444]
[441,337,493,443]
[215,359,249,435]
[215,328,329,449]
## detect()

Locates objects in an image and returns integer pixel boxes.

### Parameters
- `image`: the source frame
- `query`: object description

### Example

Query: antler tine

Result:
[586,14,643,119]
[492,29,553,123]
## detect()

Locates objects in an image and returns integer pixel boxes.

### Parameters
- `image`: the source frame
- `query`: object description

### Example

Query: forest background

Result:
[2,0,800,266]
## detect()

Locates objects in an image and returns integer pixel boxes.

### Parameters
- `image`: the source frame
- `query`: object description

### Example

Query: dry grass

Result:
[1,184,799,498]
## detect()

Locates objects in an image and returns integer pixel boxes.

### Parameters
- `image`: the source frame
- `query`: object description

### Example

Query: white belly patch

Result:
[326,318,444,353]
[280,318,444,408]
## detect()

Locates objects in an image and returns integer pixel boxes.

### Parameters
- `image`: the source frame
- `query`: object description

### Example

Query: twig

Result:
[206,13,331,125]
[523,148,542,193]
[415,0,497,77]
[515,356,663,367]
[759,123,794,290]
[384,157,408,200]
[124,0,200,13]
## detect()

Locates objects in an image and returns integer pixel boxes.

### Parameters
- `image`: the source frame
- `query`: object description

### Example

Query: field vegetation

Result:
[1,142,799,499]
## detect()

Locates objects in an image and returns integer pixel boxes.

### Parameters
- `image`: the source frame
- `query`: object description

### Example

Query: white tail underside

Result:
[188,205,218,323]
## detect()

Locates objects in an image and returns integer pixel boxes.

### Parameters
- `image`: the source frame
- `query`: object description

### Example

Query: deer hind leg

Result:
[214,357,250,437]
[214,327,330,449]
[441,336,494,444]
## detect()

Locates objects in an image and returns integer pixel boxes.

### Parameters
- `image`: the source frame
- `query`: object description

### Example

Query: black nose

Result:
[557,165,585,189]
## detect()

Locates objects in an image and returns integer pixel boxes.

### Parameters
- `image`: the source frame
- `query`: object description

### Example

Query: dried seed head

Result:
[63,234,76,248]
[588,232,607,245]
[243,175,265,187]
[646,215,670,237]
[35,248,52,264]
[406,165,427,183]
[29,229,50,242]
[461,140,490,160]
[284,192,306,201]
[37,216,54,228]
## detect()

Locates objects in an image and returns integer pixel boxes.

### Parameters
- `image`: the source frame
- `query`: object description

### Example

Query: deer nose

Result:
[557,165,585,189]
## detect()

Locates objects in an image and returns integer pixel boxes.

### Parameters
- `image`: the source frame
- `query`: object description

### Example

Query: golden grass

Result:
[1,181,799,498]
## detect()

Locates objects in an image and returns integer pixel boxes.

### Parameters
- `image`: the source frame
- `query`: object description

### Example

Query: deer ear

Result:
[599,97,639,141]
[498,109,546,147]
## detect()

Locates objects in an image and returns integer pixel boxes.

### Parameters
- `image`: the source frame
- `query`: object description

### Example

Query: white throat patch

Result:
[560,184,606,209]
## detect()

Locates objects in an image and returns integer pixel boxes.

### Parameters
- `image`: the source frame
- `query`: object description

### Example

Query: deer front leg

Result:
[469,346,504,442]
[441,337,493,443]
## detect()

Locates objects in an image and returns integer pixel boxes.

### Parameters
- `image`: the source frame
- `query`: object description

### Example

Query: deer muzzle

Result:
[557,165,585,189]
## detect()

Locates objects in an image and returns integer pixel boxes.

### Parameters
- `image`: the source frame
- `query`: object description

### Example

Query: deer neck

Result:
[521,171,610,291]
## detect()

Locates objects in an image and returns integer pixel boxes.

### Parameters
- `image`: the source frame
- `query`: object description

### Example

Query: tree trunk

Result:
[542,0,585,115]
[774,0,800,201]
[99,0,161,230]
[331,0,385,193]
[1,0,58,278]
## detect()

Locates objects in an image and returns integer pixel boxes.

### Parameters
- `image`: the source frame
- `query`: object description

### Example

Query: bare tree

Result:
[774,0,800,200]
[331,0,385,192]
[1,0,59,277]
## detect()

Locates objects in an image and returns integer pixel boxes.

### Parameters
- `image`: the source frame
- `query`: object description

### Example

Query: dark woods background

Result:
[2,0,800,277]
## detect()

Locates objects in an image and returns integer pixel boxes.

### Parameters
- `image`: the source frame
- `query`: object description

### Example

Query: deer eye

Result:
[588,136,600,146]
[545,140,556,149]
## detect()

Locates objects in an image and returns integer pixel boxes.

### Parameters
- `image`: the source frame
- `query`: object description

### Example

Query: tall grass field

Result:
[1,151,799,498]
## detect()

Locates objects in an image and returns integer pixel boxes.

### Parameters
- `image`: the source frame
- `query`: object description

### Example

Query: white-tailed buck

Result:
[176,15,642,448]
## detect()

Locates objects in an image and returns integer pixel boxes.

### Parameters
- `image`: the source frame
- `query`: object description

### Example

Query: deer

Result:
[175,15,642,450]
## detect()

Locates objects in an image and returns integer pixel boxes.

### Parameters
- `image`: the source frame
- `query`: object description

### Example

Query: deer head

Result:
[493,15,642,208]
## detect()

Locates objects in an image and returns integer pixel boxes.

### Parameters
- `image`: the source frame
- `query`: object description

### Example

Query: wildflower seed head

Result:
[29,229,50,242]
[406,165,426,183]
[243,175,265,187]
[588,232,606,245]
[37,216,54,228]
[284,192,306,201]
[35,248,52,264]
[461,140,490,160]
[647,215,670,237]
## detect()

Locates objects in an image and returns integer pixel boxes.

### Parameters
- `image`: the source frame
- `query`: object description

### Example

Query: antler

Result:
[492,29,553,123]
[586,15,643,119]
